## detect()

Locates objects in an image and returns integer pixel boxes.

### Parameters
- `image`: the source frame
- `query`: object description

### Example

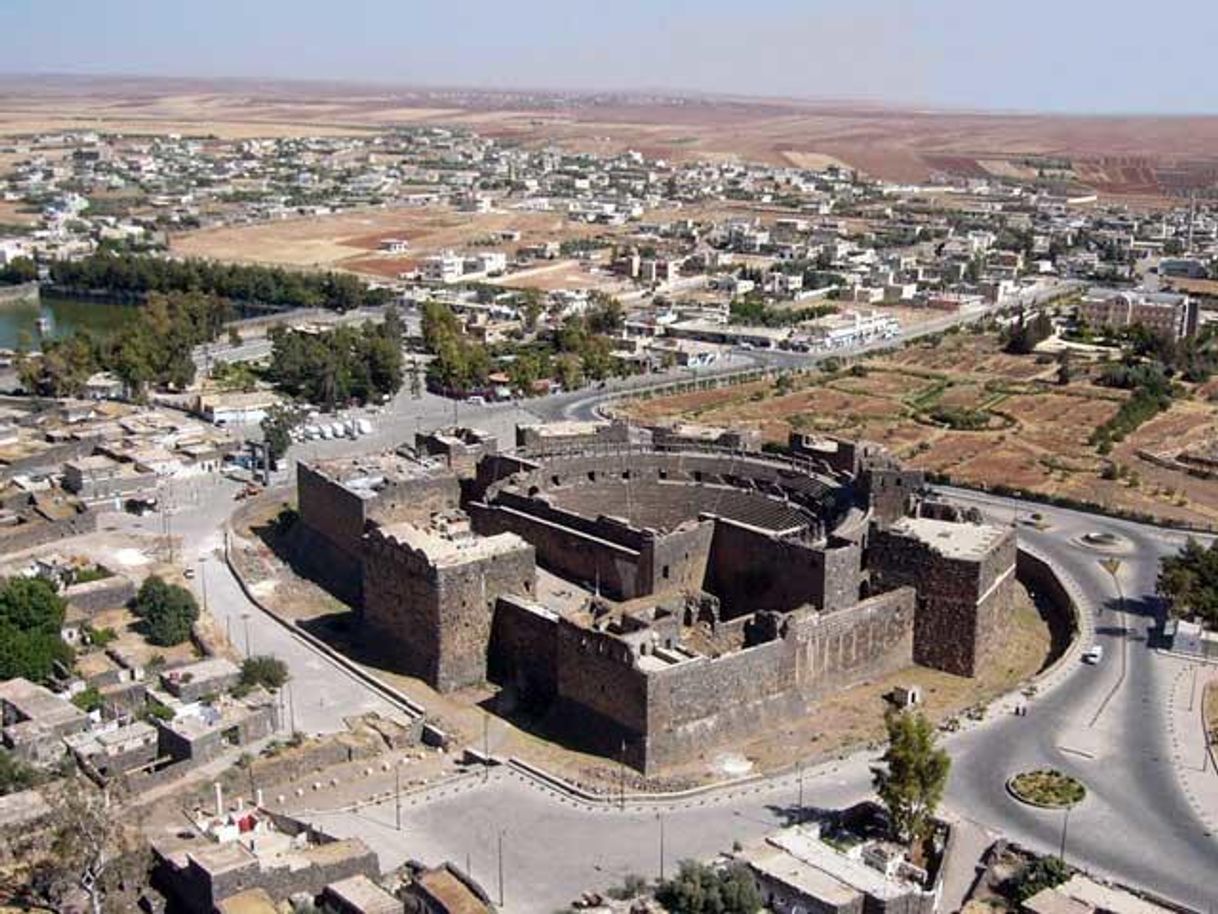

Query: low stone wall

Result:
[1014,547,1078,666]
[0,509,97,556]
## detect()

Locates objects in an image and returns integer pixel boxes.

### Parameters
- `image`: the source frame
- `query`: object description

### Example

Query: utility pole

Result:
[199,557,209,615]
[797,761,804,822]
[395,763,402,831]
[483,714,490,781]
[1059,804,1071,863]
[497,829,505,906]
[242,613,251,658]
[657,812,665,882]
[619,739,627,810]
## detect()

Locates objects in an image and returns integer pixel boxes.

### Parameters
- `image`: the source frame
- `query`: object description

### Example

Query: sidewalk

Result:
[1164,656,1218,836]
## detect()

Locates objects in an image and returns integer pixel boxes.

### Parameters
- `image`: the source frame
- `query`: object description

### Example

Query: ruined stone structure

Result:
[363,519,535,691]
[294,428,1019,772]
[869,516,1017,677]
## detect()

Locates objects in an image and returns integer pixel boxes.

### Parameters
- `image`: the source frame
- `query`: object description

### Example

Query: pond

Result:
[0,294,139,351]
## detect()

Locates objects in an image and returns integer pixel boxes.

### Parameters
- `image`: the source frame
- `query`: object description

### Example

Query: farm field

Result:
[619,330,1218,529]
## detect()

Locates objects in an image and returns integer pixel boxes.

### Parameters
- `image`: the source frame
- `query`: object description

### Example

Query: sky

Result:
[3,0,1217,114]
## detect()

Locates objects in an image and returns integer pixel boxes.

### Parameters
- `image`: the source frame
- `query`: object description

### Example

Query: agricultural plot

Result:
[619,331,1218,528]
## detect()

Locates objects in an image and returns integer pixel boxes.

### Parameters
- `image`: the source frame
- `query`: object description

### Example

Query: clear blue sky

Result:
[4,0,1216,114]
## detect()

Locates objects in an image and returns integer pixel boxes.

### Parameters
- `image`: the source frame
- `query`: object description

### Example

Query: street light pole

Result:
[1059,805,1071,863]
[483,714,490,782]
[199,557,209,615]
[395,763,402,831]
[797,761,804,822]
[619,739,627,811]
[497,828,505,907]
[657,812,665,882]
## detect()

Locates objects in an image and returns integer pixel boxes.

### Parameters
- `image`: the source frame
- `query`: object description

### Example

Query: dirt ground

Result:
[619,330,1218,529]
[171,204,622,280]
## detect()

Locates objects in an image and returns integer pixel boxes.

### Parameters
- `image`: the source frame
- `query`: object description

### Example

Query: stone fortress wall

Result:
[293,425,1024,773]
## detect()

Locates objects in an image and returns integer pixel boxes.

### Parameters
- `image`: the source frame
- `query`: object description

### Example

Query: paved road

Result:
[103,473,404,735]
[932,488,1218,910]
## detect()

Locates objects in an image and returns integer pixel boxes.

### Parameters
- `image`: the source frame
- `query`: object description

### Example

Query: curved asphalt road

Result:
[935,488,1218,909]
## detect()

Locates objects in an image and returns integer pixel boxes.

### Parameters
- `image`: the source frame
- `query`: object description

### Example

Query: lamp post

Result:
[657,812,666,882]
[497,828,506,906]
[1059,804,1072,864]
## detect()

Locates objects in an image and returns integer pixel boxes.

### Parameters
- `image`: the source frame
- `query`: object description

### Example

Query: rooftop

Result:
[323,874,402,914]
[754,826,925,902]
[415,866,491,914]
[374,520,530,567]
[0,677,88,729]
[310,450,444,497]
[887,516,1007,560]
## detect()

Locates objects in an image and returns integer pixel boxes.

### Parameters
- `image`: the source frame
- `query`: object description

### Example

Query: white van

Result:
[1083,644,1104,664]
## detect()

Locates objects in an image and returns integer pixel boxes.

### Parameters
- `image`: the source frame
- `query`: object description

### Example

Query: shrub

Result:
[133,576,199,647]
[240,655,289,691]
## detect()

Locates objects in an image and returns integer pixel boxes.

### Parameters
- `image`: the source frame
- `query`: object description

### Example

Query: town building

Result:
[1078,290,1197,340]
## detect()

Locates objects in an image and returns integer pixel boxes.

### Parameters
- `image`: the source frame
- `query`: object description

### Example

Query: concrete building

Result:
[0,677,89,766]
[195,390,281,426]
[157,691,279,764]
[1078,290,1197,340]
[160,657,242,703]
[62,453,157,501]
[155,811,379,914]
[322,874,404,914]
[403,864,495,914]
[423,251,465,284]
[737,821,937,914]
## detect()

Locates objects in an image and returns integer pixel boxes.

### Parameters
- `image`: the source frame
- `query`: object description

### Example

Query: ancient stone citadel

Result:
[295,421,1017,773]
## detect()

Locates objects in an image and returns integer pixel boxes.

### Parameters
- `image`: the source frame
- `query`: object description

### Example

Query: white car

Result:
[1083,644,1104,664]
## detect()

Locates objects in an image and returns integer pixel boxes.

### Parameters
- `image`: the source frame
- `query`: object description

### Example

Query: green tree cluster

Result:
[239,655,289,691]
[0,256,37,285]
[1159,538,1218,628]
[0,577,72,684]
[20,290,231,397]
[266,321,403,410]
[421,301,492,393]
[1014,856,1071,903]
[872,709,951,845]
[49,252,389,311]
[132,576,199,647]
[655,861,762,914]
[260,403,303,466]
[729,298,837,327]
[1003,311,1054,354]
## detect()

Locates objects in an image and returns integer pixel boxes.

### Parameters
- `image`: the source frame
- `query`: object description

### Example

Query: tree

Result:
[1014,855,1071,903]
[1158,538,1218,628]
[260,404,301,469]
[872,709,951,845]
[1056,350,1074,386]
[0,256,37,285]
[0,577,72,684]
[29,776,149,914]
[240,655,289,691]
[656,861,762,914]
[132,576,199,647]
